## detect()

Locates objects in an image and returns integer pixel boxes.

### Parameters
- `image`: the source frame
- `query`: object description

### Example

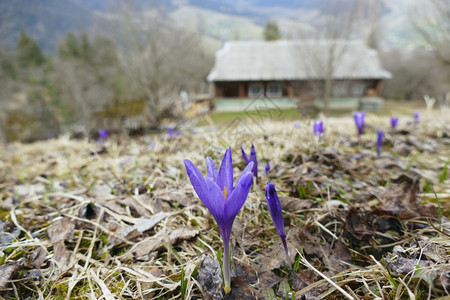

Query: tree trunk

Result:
[323,76,332,116]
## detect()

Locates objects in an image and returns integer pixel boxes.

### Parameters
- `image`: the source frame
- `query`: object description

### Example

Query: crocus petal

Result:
[250,144,258,180]
[265,182,286,239]
[250,145,257,163]
[203,177,226,229]
[184,159,208,206]
[237,161,254,184]
[241,146,249,164]
[225,172,253,222]
[265,162,270,175]
[206,157,218,182]
[217,147,234,194]
[250,145,256,162]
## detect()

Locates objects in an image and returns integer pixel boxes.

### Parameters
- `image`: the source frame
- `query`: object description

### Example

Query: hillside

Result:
[0,0,427,54]
[0,0,94,53]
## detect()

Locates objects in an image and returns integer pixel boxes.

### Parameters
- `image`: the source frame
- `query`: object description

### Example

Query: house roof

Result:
[207,40,392,82]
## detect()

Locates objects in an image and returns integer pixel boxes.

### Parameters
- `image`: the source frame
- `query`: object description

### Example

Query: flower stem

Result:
[281,237,291,269]
[223,241,231,294]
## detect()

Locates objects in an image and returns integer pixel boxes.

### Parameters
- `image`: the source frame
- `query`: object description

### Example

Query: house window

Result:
[249,83,264,98]
[267,83,282,98]
[332,82,348,97]
[351,83,366,96]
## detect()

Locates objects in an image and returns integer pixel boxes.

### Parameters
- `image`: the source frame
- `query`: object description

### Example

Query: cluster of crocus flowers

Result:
[168,127,182,140]
[184,147,254,294]
[313,119,324,137]
[376,130,384,156]
[265,182,290,265]
[241,144,258,183]
[390,117,399,129]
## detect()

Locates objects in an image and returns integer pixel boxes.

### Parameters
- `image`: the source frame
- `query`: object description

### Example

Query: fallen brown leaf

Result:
[124,227,199,261]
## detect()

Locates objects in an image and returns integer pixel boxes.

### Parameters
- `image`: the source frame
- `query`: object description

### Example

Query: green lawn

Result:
[196,109,302,127]
[195,100,425,127]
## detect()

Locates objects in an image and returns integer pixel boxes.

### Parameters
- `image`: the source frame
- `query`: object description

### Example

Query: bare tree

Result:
[52,34,119,135]
[297,0,383,115]
[380,49,449,100]
[410,0,450,65]
[105,2,212,122]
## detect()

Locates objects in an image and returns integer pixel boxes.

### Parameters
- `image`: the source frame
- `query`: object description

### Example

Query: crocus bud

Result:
[98,129,108,141]
[265,162,270,175]
[241,144,258,183]
[313,119,324,137]
[390,117,398,129]
[168,127,174,140]
[354,112,365,136]
[265,181,290,265]
[376,130,383,156]
[414,111,419,124]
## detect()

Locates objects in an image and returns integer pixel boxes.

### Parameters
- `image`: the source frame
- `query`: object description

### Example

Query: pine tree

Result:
[80,32,93,62]
[58,32,80,60]
[16,30,45,67]
[263,21,282,41]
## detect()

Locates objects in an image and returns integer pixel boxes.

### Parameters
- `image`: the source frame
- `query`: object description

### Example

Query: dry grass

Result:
[0,108,449,299]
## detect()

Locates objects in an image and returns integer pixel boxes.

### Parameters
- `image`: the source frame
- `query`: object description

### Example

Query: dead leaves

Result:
[47,218,75,243]
[377,181,438,219]
[120,212,168,240]
[386,236,450,293]
[124,227,199,261]
[0,221,21,247]
[0,264,19,290]
[0,113,448,298]
[197,256,222,299]
[47,218,75,265]
[279,196,315,212]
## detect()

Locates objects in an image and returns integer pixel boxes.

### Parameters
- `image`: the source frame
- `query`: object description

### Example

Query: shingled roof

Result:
[207,40,391,82]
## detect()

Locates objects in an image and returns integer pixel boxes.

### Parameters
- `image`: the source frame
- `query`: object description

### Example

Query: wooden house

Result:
[207,40,391,110]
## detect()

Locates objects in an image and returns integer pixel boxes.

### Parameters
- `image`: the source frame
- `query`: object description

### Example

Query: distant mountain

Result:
[0,0,94,53]
[0,0,425,54]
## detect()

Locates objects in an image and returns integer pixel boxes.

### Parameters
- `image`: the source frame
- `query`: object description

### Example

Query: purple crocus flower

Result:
[351,153,368,160]
[265,181,290,265]
[376,130,383,156]
[241,144,258,183]
[168,127,174,139]
[313,119,324,137]
[390,117,399,129]
[265,162,270,175]
[414,111,419,124]
[184,147,253,294]
[293,122,301,129]
[98,129,108,141]
[354,112,365,136]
